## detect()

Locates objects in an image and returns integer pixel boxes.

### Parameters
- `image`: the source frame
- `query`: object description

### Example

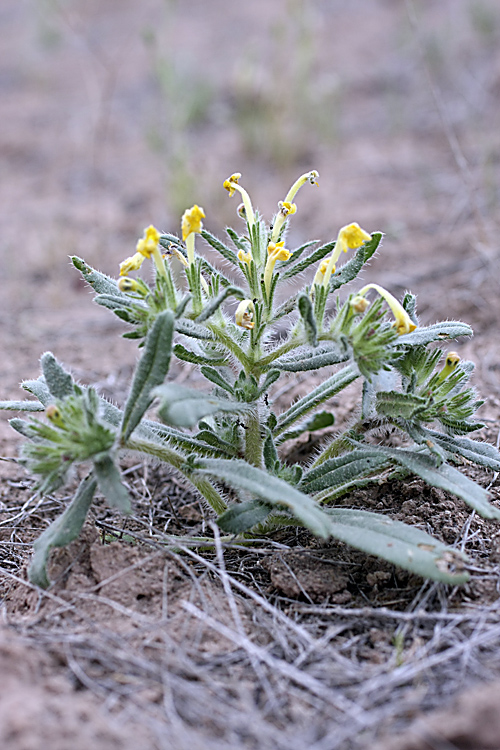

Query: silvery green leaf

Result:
[297,294,317,346]
[28,474,97,588]
[300,450,388,494]
[21,376,52,405]
[424,429,500,472]
[173,343,228,366]
[217,499,272,533]
[175,319,214,340]
[396,322,473,346]
[275,363,359,435]
[366,444,500,520]
[201,229,239,265]
[282,239,336,280]
[278,410,335,444]
[376,390,428,420]
[121,311,175,441]
[193,457,331,538]
[273,342,349,372]
[195,286,246,322]
[92,453,131,512]
[0,400,44,412]
[72,257,128,297]
[41,353,74,399]
[200,366,235,394]
[154,384,249,428]
[324,508,469,584]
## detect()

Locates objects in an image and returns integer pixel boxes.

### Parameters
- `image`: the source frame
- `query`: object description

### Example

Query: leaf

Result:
[120,311,175,441]
[376,390,428,420]
[21,377,52,405]
[173,343,228,367]
[421,429,500,472]
[297,294,318,346]
[324,508,469,584]
[154,384,249,428]
[175,319,214,340]
[368,444,500,520]
[72,257,128,297]
[28,474,97,588]
[0,400,44,412]
[200,366,235,394]
[275,363,359,435]
[201,229,239,265]
[193,457,331,538]
[92,453,131,512]
[278,410,335,444]
[41,353,74,399]
[300,450,389,493]
[273,341,349,372]
[195,286,246,323]
[396,322,473,346]
[217,499,272,533]
[282,239,336,280]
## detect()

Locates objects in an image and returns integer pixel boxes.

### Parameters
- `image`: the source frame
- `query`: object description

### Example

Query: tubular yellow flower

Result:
[270,200,298,243]
[313,256,334,286]
[181,205,205,241]
[136,225,161,258]
[119,252,145,277]
[235,299,255,330]
[181,205,205,265]
[135,225,167,279]
[223,173,255,229]
[319,222,372,288]
[437,352,461,382]
[357,283,417,335]
[238,249,253,266]
[283,170,319,204]
[263,241,292,295]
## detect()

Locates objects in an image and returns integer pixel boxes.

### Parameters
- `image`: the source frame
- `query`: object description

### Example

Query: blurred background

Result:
[1,0,500,408]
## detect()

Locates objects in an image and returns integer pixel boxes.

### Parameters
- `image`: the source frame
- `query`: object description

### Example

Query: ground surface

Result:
[2,1,500,748]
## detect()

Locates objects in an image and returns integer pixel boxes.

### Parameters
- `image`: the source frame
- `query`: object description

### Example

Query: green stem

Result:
[245,409,263,468]
[126,437,227,515]
[207,323,253,372]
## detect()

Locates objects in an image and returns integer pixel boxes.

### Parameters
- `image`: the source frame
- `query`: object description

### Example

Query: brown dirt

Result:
[2,1,500,749]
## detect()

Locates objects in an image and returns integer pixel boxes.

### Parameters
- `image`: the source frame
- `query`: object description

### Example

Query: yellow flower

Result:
[46,404,64,428]
[356,283,417,335]
[283,170,319,204]
[222,172,255,228]
[136,225,161,258]
[267,241,292,262]
[235,299,255,330]
[223,173,242,197]
[119,252,145,277]
[263,241,292,295]
[238,249,253,266]
[181,205,205,242]
[350,294,370,313]
[437,352,461,382]
[336,223,372,254]
[278,201,297,217]
[318,222,371,288]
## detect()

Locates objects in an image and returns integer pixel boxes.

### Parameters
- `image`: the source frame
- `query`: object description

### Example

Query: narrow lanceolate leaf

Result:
[21,377,52,405]
[92,453,131,512]
[195,286,246,323]
[41,353,74,399]
[175,319,214,340]
[200,366,235,394]
[0,400,44,412]
[297,294,318,347]
[217,499,272,534]
[376,391,428,420]
[275,363,359,436]
[281,239,336,280]
[120,311,175,441]
[368,444,500,521]
[396,321,473,346]
[420,429,500,472]
[201,229,239,265]
[193,457,331,538]
[173,343,228,367]
[324,508,469,584]
[28,474,97,588]
[154,384,249,428]
[300,450,389,494]
[72,256,129,297]
[277,410,335,444]
[273,342,349,372]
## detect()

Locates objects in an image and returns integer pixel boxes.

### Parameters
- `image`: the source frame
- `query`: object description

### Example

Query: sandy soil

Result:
[2,1,500,748]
